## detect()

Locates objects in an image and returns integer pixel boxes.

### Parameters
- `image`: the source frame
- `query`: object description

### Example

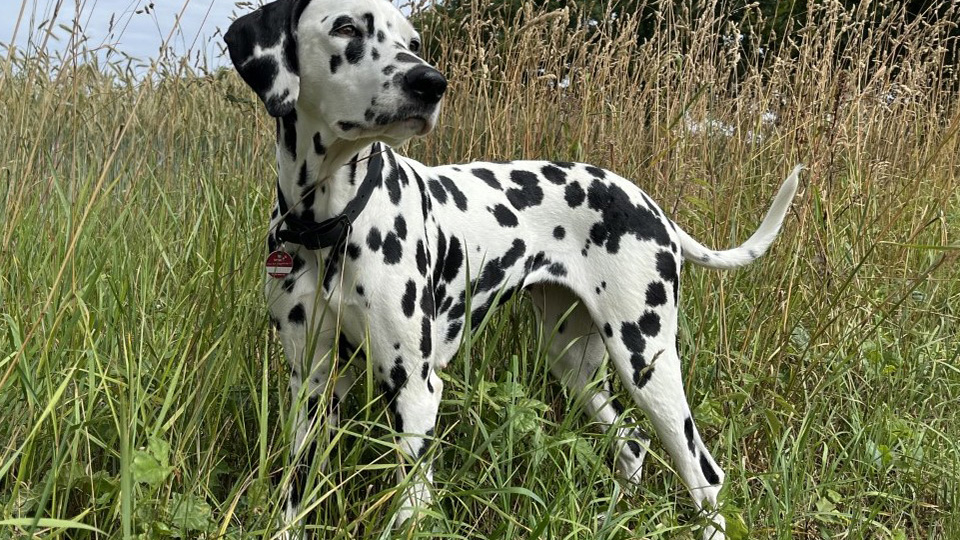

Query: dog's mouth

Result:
[336,108,438,140]
[399,116,431,136]
[368,116,436,137]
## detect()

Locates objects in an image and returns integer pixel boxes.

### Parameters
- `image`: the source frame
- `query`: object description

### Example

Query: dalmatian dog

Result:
[225,0,800,538]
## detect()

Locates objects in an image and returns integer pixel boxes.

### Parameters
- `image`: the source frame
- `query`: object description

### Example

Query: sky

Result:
[0,0,246,71]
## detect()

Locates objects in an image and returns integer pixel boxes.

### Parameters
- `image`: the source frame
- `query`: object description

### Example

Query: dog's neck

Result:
[275,106,382,221]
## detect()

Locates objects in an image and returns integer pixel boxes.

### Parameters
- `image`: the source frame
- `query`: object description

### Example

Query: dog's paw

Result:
[614,433,649,484]
[699,510,727,540]
[393,480,433,528]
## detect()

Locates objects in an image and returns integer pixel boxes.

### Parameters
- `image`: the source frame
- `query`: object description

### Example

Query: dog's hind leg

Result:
[596,285,727,540]
[529,284,651,483]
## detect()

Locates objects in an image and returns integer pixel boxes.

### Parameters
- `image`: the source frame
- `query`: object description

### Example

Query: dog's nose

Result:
[402,65,447,105]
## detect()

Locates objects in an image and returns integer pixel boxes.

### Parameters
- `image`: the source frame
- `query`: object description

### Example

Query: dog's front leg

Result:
[368,313,444,527]
[266,249,344,538]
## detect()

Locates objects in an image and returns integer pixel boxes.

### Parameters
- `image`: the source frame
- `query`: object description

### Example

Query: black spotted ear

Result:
[224,0,301,117]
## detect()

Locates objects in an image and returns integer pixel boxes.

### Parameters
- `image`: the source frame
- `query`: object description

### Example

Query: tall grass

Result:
[1,0,958,538]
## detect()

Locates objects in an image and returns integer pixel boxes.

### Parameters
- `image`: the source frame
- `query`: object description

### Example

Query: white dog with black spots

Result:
[225,1,801,538]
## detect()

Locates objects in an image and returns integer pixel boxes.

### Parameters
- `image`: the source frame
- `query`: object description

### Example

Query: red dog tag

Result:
[266,251,294,278]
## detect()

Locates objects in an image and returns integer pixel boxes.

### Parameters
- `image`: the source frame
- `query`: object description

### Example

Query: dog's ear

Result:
[224,0,303,117]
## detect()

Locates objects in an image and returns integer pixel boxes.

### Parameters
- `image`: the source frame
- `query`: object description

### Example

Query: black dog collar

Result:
[276,144,385,251]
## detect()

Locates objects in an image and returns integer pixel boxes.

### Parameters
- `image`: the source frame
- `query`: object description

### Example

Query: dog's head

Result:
[225,0,446,144]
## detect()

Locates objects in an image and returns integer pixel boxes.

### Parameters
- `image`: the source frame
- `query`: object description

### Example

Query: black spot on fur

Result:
[432,230,447,286]
[395,52,419,63]
[586,181,671,254]
[497,286,518,307]
[565,181,585,208]
[523,251,548,273]
[506,170,544,210]
[435,283,449,312]
[347,154,359,185]
[684,417,696,455]
[470,297,495,330]
[415,240,428,276]
[622,320,654,388]
[446,320,462,342]
[442,236,464,282]
[553,226,566,240]
[476,239,526,293]
[345,37,364,64]
[420,284,435,316]
[383,149,402,204]
[402,280,416,318]
[346,242,361,260]
[420,317,432,357]
[449,296,465,320]
[288,303,306,325]
[472,168,501,190]
[630,353,653,389]
[604,323,613,337]
[547,262,567,277]
[421,362,430,379]
[646,281,667,306]
[621,322,645,355]
[439,176,468,210]
[638,311,661,336]
[363,13,374,36]
[700,454,720,485]
[329,54,342,73]
[656,251,679,304]
[367,228,383,251]
[382,232,402,264]
[428,179,447,204]
[291,255,306,273]
[491,204,518,227]
[541,164,567,185]
[301,180,317,203]
[585,165,606,178]
[394,215,407,240]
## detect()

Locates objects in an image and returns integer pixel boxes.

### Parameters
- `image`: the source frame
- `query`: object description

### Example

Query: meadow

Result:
[1,0,958,538]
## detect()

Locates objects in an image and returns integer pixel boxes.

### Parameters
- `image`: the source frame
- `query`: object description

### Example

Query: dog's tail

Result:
[676,164,802,270]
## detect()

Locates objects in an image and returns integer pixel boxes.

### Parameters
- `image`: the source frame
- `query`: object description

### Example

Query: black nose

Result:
[402,65,447,105]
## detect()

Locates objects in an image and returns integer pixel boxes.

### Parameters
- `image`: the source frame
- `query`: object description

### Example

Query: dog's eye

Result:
[334,24,360,38]
[409,39,421,53]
